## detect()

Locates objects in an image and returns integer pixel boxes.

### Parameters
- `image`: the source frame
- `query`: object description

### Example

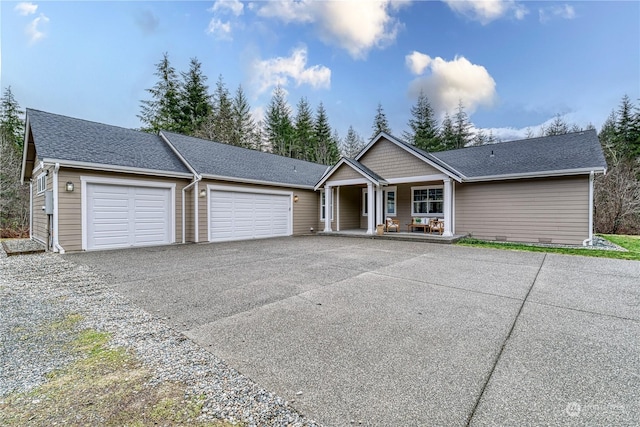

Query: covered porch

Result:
[317,157,457,237]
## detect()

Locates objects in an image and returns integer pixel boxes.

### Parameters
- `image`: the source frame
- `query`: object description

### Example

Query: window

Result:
[412,186,443,215]
[362,188,368,216]
[320,189,334,221]
[385,186,397,216]
[36,172,46,194]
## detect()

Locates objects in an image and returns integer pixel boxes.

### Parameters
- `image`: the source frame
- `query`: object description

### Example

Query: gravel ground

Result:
[0,246,318,426]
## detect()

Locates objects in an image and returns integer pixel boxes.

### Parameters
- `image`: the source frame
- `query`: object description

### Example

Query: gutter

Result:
[52,163,65,254]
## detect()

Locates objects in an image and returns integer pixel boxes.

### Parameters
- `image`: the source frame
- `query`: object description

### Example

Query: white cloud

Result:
[539,4,575,23]
[206,18,232,40]
[209,0,244,17]
[443,0,528,24]
[251,47,331,95]
[26,13,49,44]
[14,2,38,16]
[406,51,432,75]
[256,0,409,59]
[407,53,497,115]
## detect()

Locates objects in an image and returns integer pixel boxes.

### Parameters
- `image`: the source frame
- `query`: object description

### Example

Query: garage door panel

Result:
[209,189,291,242]
[86,183,172,250]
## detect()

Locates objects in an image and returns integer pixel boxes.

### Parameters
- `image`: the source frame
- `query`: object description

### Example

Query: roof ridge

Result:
[161,130,328,167]
[27,108,148,135]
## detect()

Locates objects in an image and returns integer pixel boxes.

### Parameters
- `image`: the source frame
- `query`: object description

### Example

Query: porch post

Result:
[443,178,453,237]
[376,185,383,226]
[366,182,374,234]
[324,185,332,232]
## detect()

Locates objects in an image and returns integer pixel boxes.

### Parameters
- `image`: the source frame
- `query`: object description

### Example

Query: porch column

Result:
[443,178,453,237]
[324,185,332,232]
[376,185,383,226]
[366,182,374,234]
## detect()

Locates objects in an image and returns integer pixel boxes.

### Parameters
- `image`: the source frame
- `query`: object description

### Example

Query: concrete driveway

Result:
[66,236,640,426]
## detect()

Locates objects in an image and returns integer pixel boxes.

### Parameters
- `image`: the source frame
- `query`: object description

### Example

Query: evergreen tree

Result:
[293,97,315,160]
[371,102,391,139]
[341,125,365,158]
[230,85,258,149]
[439,113,456,150]
[615,95,640,160]
[0,86,24,150]
[180,57,211,136]
[452,101,473,149]
[471,129,488,146]
[139,52,183,133]
[403,90,440,151]
[599,110,619,161]
[544,114,570,136]
[264,86,293,156]
[313,102,339,165]
[211,75,233,144]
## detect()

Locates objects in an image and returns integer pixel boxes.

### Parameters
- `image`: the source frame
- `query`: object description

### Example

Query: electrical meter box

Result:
[44,190,53,215]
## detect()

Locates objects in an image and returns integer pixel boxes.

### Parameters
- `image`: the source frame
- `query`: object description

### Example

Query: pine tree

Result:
[138,52,183,133]
[0,86,24,150]
[230,85,258,149]
[264,86,293,156]
[615,95,640,160]
[371,103,391,139]
[544,114,570,136]
[293,97,315,160]
[471,129,488,146]
[180,57,211,136]
[341,125,365,158]
[452,101,473,149]
[599,110,619,161]
[403,90,440,151]
[439,113,456,150]
[212,75,234,144]
[313,102,339,165]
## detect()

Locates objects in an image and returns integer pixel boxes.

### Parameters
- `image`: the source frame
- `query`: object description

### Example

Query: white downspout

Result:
[194,180,199,243]
[182,175,201,244]
[52,163,65,254]
[583,171,594,246]
[29,178,33,239]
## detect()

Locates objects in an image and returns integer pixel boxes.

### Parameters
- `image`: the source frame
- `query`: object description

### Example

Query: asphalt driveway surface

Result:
[66,236,640,426]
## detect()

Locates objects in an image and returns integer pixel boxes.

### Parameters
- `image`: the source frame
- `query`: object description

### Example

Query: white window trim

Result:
[362,188,368,216]
[320,189,334,221]
[411,185,444,216]
[384,186,397,217]
[36,172,46,194]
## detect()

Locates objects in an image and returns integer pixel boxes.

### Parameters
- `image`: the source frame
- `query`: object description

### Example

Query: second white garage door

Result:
[209,189,291,242]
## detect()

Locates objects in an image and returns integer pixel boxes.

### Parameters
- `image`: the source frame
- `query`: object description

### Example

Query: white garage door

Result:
[209,189,291,242]
[86,183,172,250]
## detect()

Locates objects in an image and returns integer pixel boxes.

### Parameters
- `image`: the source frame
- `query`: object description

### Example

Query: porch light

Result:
[199,189,206,198]
[65,181,74,192]
[293,195,299,203]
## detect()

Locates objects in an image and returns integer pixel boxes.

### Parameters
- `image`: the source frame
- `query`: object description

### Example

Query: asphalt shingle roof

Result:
[429,130,607,179]
[162,131,329,188]
[26,109,190,174]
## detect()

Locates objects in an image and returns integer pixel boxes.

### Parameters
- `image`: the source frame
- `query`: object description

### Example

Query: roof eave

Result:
[462,167,607,183]
[41,158,193,179]
[314,157,385,190]
[201,173,316,190]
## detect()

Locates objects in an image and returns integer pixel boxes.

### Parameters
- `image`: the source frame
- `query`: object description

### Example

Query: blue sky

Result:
[2,1,639,142]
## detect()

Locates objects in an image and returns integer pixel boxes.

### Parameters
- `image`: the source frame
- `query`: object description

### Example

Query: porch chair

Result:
[385,217,400,232]
[429,218,444,235]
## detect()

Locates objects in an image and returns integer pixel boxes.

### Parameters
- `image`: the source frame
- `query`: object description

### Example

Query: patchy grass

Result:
[457,235,640,261]
[0,327,233,427]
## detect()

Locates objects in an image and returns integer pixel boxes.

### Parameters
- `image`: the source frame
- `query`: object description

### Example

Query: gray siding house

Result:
[21,109,607,252]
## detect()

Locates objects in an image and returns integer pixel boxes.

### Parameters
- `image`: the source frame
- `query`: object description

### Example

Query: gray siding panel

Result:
[455,176,590,245]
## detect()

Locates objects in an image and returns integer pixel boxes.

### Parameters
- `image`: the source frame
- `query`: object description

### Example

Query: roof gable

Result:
[314,157,386,190]
[162,131,328,188]
[356,132,461,181]
[24,109,191,175]
[432,130,607,180]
